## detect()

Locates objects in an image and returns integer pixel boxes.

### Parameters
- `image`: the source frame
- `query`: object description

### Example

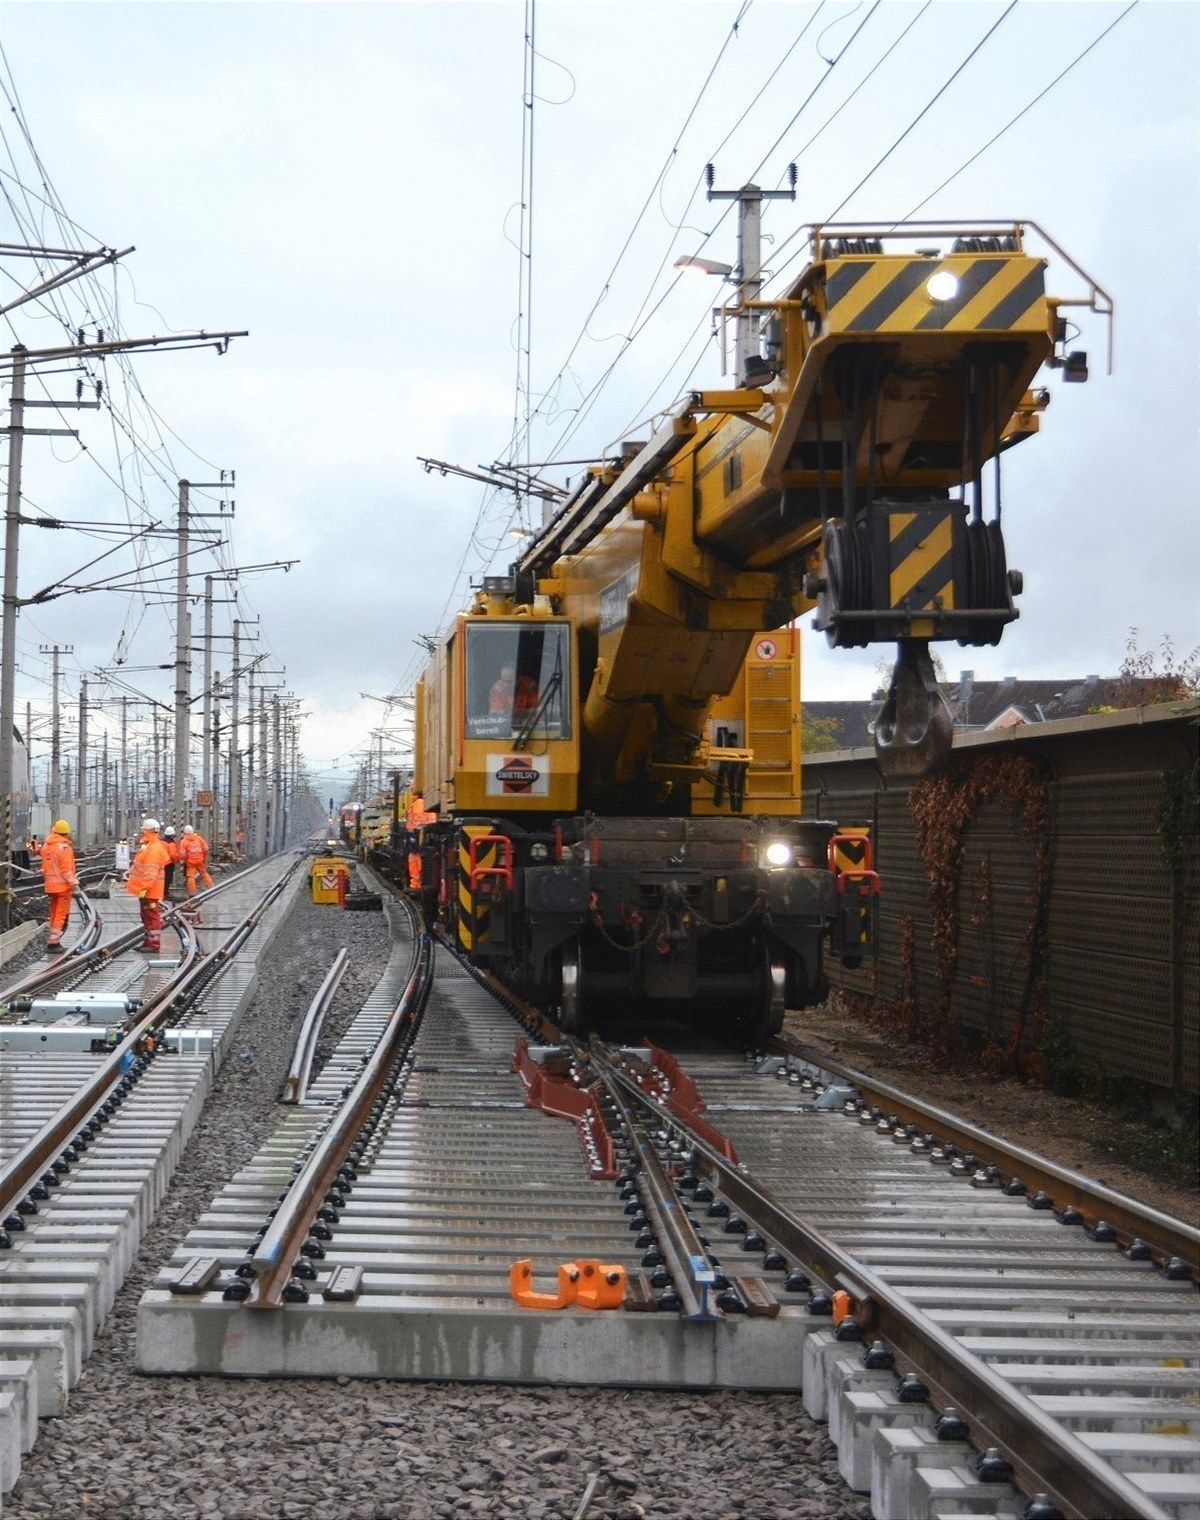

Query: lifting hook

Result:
[874,640,954,778]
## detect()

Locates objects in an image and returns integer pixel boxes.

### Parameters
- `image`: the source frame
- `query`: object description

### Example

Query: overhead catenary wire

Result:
[427,0,894,637]
[896,0,1140,223]
[821,0,1019,222]
[510,0,755,448]
[0,43,291,809]
[519,0,883,475]
[445,0,763,620]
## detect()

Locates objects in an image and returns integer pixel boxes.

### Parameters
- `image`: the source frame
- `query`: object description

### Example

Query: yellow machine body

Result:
[408,220,1104,1032]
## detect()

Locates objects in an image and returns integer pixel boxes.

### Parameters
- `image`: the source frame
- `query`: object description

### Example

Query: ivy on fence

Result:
[851,752,1053,1075]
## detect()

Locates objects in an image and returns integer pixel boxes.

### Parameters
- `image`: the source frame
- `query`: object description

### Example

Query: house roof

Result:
[801,674,1174,745]
[947,674,1170,729]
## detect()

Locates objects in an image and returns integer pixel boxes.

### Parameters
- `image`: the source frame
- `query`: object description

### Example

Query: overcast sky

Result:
[2,0,1197,800]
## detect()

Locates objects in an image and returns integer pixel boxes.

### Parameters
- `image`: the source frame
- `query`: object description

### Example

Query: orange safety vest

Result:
[127,836,171,901]
[180,833,207,865]
[40,835,77,893]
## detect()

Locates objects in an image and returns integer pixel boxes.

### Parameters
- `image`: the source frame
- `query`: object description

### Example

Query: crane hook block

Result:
[874,640,954,778]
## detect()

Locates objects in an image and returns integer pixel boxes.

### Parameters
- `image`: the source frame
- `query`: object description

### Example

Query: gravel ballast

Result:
[6,878,867,1520]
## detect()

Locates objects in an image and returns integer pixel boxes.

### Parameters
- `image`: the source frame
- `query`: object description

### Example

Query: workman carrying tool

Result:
[179,824,213,894]
[126,817,171,952]
[40,818,78,951]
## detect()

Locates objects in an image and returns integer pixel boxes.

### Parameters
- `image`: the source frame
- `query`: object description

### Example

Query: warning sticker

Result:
[755,637,778,660]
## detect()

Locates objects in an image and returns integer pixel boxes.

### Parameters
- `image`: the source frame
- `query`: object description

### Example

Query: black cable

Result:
[900,1,1140,221]
[512,2,757,470]
[823,1,1020,223]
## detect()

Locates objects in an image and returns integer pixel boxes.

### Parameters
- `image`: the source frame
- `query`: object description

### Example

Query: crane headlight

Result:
[529,842,550,862]
[925,271,959,304]
[764,841,793,868]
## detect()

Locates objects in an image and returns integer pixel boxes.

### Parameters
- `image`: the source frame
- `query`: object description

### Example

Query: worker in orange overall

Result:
[179,824,213,894]
[161,825,180,898]
[40,818,78,951]
[126,817,171,952]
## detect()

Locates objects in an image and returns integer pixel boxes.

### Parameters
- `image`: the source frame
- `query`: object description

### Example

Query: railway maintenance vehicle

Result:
[412,192,1107,1040]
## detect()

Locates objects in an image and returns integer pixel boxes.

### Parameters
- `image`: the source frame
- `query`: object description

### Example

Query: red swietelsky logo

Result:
[496,756,539,793]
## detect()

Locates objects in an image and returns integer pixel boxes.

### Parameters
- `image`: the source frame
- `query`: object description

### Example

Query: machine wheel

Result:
[743,945,787,1046]
[559,939,584,1036]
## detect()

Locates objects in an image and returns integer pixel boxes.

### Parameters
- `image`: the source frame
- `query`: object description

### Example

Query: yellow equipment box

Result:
[310,856,349,905]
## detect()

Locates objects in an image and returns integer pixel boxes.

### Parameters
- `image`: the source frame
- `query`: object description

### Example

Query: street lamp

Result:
[673,256,733,278]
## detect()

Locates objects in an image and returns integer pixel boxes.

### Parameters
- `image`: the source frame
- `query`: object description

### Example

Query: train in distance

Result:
[391,204,1108,1041]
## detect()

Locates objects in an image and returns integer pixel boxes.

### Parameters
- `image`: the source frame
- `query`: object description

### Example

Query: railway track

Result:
[0,853,306,1501]
[136,906,1199,1520]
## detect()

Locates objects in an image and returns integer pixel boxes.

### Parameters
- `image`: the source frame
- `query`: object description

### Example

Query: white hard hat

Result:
[183,824,195,834]
[163,826,176,837]
[142,817,160,832]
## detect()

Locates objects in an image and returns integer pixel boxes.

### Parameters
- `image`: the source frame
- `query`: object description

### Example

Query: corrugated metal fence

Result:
[803,702,1199,1096]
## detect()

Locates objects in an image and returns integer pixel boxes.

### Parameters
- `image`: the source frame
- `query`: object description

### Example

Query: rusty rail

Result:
[0,856,304,1225]
[610,1050,1172,1520]
[780,1037,1200,1279]
[246,904,432,1307]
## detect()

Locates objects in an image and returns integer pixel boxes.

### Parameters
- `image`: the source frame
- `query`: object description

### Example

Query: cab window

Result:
[465,623,570,740]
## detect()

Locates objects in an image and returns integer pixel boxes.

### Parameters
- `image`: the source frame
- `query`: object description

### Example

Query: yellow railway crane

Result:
[415,200,1108,1039]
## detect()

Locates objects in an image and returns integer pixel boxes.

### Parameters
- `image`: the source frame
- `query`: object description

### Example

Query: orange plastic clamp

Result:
[831,1288,853,1325]
[573,1260,627,1310]
[509,1258,580,1310]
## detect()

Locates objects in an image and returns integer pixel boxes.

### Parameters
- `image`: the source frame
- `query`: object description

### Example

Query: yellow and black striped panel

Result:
[847,901,875,948]
[831,830,871,875]
[824,256,1046,336]
[457,826,497,952]
[887,508,955,613]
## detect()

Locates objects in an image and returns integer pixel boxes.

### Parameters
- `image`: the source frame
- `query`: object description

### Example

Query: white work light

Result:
[764,841,792,868]
[926,270,959,303]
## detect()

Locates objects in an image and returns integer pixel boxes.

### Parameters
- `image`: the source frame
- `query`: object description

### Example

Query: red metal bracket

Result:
[828,832,881,895]
[639,1040,740,1165]
[512,1038,617,1179]
[468,833,514,890]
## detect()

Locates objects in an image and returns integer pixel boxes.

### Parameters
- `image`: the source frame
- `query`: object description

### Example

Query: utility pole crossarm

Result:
[0,244,134,319]
[0,331,248,368]
[704,164,797,385]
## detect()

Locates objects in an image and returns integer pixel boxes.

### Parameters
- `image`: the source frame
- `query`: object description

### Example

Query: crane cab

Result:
[415,612,579,816]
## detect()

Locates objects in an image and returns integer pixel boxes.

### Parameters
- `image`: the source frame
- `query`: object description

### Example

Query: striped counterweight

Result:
[886,505,956,619]
[823,254,1048,337]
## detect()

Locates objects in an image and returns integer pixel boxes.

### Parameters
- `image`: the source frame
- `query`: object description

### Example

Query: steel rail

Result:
[603,1060,1171,1520]
[779,1036,1200,1279]
[282,948,349,1104]
[588,1044,719,1321]
[246,903,433,1308]
[71,890,102,953]
[0,856,303,1223]
[0,915,199,1225]
[0,861,246,1006]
